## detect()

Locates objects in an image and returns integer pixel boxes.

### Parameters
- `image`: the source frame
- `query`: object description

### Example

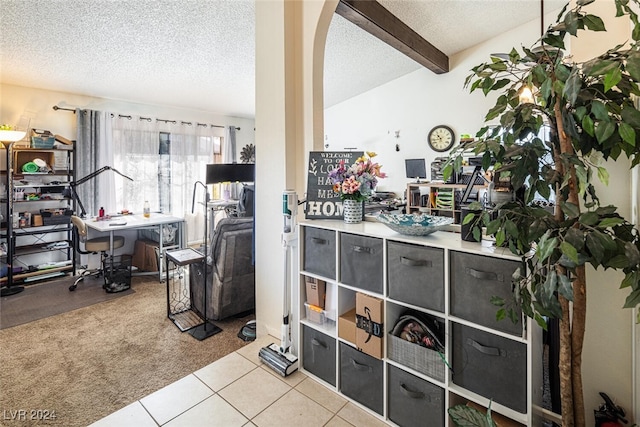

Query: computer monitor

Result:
[206,163,255,184]
[405,159,427,183]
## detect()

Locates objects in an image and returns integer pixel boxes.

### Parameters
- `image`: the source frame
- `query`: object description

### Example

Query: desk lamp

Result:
[69,166,133,218]
[0,130,27,296]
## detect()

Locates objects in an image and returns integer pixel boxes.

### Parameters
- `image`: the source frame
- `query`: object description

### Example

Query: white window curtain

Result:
[111,116,160,214]
[110,116,216,245]
[170,125,216,244]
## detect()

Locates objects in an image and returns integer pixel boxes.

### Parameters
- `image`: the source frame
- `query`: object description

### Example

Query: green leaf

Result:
[621,271,637,289]
[595,120,616,144]
[586,232,605,264]
[606,255,630,268]
[537,232,558,261]
[599,217,625,228]
[634,23,640,42]
[494,228,504,247]
[582,115,595,136]
[626,56,640,81]
[621,104,640,128]
[557,274,574,301]
[585,59,619,76]
[604,67,622,92]
[563,70,582,105]
[579,211,599,226]
[489,62,508,72]
[562,202,580,218]
[565,228,585,250]
[623,288,640,309]
[448,405,497,427]
[597,166,610,185]
[492,78,511,91]
[560,241,579,264]
[591,101,608,120]
[504,219,518,237]
[619,122,636,146]
[564,10,579,36]
[462,213,476,225]
[495,308,506,321]
[482,77,495,95]
[583,14,606,31]
[490,296,505,306]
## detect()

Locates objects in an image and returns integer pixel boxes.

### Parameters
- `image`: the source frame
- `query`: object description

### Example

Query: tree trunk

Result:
[558,293,575,426]
[554,101,586,426]
[571,267,587,426]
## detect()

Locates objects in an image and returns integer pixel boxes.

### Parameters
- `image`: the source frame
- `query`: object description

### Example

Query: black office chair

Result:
[70,215,125,291]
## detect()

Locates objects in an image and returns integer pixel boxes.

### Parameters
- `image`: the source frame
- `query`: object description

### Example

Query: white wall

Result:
[324,14,545,196]
[0,83,255,154]
[324,3,636,425]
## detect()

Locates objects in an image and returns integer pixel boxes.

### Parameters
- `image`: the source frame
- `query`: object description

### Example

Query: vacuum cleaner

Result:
[259,190,299,377]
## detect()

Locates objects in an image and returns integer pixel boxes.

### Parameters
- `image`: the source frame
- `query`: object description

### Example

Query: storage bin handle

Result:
[311,338,328,349]
[352,245,372,254]
[399,383,426,400]
[465,267,503,282]
[400,256,432,267]
[467,338,506,357]
[350,358,373,372]
[311,237,327,245]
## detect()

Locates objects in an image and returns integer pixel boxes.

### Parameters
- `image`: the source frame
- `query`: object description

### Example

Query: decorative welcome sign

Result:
[305,151,363,219]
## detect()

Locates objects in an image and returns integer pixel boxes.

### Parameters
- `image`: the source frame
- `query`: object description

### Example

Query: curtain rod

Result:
[52,105,240,130]
[52,105,75,113]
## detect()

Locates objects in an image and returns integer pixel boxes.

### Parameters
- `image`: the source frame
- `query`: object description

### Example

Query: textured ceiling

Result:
[0,0,566,119]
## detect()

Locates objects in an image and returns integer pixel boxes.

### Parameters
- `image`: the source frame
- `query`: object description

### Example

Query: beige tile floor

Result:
[89,335,391,427]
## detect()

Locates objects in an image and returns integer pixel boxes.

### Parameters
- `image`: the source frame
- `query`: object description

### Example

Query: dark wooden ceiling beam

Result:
[335,0,449,74]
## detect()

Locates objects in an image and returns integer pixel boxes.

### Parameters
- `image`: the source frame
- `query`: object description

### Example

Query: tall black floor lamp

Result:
[189,180,222,341]
[188,163,255,341]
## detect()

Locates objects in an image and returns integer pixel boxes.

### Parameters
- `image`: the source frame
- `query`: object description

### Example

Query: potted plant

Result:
[445,0,640,425]
[327,152,386,223]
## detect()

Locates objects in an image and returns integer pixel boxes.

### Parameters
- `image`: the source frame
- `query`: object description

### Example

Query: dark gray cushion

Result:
[190,217,255,320]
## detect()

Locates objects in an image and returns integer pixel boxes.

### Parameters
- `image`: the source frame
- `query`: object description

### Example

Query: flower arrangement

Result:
[327,152,386,202]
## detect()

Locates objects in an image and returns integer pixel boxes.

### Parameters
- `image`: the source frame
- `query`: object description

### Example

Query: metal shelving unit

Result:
[1,145,76,292]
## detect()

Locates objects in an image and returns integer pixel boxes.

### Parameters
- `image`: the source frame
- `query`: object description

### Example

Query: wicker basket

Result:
[387,314,446,382]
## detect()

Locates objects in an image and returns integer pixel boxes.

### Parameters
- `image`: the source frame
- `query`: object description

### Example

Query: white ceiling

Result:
[0,0,565,119]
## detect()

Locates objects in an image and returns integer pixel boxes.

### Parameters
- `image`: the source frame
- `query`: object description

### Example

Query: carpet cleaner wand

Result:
[259,190,299,376]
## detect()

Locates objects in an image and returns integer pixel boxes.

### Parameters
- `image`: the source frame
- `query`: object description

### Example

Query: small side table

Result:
[165,248,205,332]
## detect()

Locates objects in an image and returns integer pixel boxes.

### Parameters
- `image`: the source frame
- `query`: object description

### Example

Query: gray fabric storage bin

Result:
[340,233,383,293]
[339,342,383,415]
[303,227,336,279]
[387,241,444,312]
[302,325,336,386]
[450,251,523,336]
[451,322,527,413]
[388,364,445,427]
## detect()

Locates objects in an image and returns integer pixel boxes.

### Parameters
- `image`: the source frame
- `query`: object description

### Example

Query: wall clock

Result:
[428,125,455,152]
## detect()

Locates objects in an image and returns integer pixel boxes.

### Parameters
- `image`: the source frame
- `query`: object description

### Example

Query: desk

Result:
[86,213,186,280]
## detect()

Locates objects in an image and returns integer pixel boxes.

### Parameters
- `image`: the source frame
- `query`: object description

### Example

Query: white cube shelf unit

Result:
[297,220,544,427]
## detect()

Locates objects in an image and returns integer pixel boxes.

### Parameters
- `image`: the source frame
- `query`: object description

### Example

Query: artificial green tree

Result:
[445,0,640,425]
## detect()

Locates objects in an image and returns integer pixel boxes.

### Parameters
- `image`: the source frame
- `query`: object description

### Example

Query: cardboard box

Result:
[132,239,159,272]
[356,292,384,359]
[338,307,357,344]
[305,276,326,308]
